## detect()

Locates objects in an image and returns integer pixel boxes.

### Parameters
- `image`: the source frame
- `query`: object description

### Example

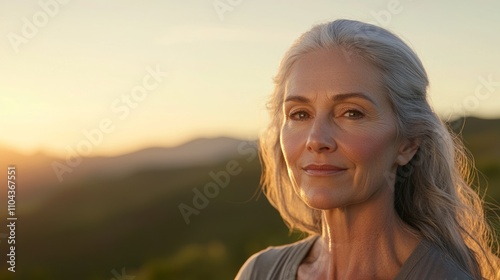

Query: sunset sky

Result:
[1,0,499,157]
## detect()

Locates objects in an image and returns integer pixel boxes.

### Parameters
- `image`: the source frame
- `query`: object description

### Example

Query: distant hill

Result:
[449,117,500,159]
[67,136,251,178]
[0,137,256,214]
[449,117,500,199]
[0,136,250,187]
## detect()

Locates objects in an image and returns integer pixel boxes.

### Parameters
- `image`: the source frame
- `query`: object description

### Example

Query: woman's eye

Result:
[289,111,310,121]
[343,109,364,119]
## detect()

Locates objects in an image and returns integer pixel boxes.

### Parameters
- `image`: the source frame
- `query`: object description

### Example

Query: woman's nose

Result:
[306,117,337,153]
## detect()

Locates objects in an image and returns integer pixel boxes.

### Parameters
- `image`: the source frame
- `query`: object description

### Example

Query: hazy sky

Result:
[1,0,499,156]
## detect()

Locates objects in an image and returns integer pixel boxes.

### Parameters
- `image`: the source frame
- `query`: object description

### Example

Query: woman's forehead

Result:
[285,49,383,99]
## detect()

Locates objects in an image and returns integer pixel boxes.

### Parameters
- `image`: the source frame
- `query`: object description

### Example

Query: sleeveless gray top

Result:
[236,236,474,279]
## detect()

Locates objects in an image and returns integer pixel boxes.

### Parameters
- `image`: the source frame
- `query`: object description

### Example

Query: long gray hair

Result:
[260,19,499,279]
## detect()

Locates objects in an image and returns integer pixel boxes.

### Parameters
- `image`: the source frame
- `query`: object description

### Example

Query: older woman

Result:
[236,20,499,279]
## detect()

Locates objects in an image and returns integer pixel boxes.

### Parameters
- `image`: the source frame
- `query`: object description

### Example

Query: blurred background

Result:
[1,1,499,279]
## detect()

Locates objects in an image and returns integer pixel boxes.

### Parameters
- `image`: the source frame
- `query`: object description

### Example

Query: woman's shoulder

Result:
[235,235,318,280]
[396,239,475,280]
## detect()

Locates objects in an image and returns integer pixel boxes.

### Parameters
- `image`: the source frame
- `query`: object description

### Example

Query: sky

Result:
[1,0,499,157]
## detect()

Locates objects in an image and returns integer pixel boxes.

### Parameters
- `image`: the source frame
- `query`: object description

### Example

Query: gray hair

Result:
[260,19,499,279]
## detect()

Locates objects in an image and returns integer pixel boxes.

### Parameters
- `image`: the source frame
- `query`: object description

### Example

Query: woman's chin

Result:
[299,188,351,210]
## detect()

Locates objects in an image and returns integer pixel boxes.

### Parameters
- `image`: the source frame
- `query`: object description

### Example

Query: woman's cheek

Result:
[280,125,305,166]
[342,126,396,164]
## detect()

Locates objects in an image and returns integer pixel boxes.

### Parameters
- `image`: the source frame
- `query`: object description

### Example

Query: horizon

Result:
[1,134,259,158]
[2,1,499,157]
[2,114,498,158]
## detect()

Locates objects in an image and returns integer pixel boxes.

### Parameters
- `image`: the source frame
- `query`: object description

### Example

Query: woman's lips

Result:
[302,164,347,176]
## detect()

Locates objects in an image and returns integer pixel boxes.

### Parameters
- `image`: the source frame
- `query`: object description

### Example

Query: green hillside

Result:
[1,155,299,280]
[1,117,499,280]
[450,117,500,201]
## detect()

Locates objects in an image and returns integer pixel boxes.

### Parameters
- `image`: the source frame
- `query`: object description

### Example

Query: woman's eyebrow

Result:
[331,92,376,105]
[284,95,310,103]
[284,92,376,105]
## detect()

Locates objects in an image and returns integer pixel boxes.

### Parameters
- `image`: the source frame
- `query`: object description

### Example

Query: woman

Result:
[236,19,499,279]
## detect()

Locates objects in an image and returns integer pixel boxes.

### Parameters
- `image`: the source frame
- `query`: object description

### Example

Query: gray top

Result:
[236,236,474,280]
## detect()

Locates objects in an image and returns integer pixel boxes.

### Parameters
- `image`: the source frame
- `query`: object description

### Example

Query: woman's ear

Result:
[396,138,420,166]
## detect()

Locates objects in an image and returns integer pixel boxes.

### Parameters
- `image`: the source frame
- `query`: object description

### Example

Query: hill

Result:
[449,117,500,200]
[0,117,498,280]
[0,138,299,280]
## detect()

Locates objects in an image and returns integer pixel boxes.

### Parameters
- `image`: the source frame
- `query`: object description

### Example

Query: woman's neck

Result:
[302,189,420,279]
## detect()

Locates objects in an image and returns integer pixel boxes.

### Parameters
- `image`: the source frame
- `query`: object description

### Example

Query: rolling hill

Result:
[0,117,498,280]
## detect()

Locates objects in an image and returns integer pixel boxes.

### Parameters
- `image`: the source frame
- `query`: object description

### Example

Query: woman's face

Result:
[280,48,414,210]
